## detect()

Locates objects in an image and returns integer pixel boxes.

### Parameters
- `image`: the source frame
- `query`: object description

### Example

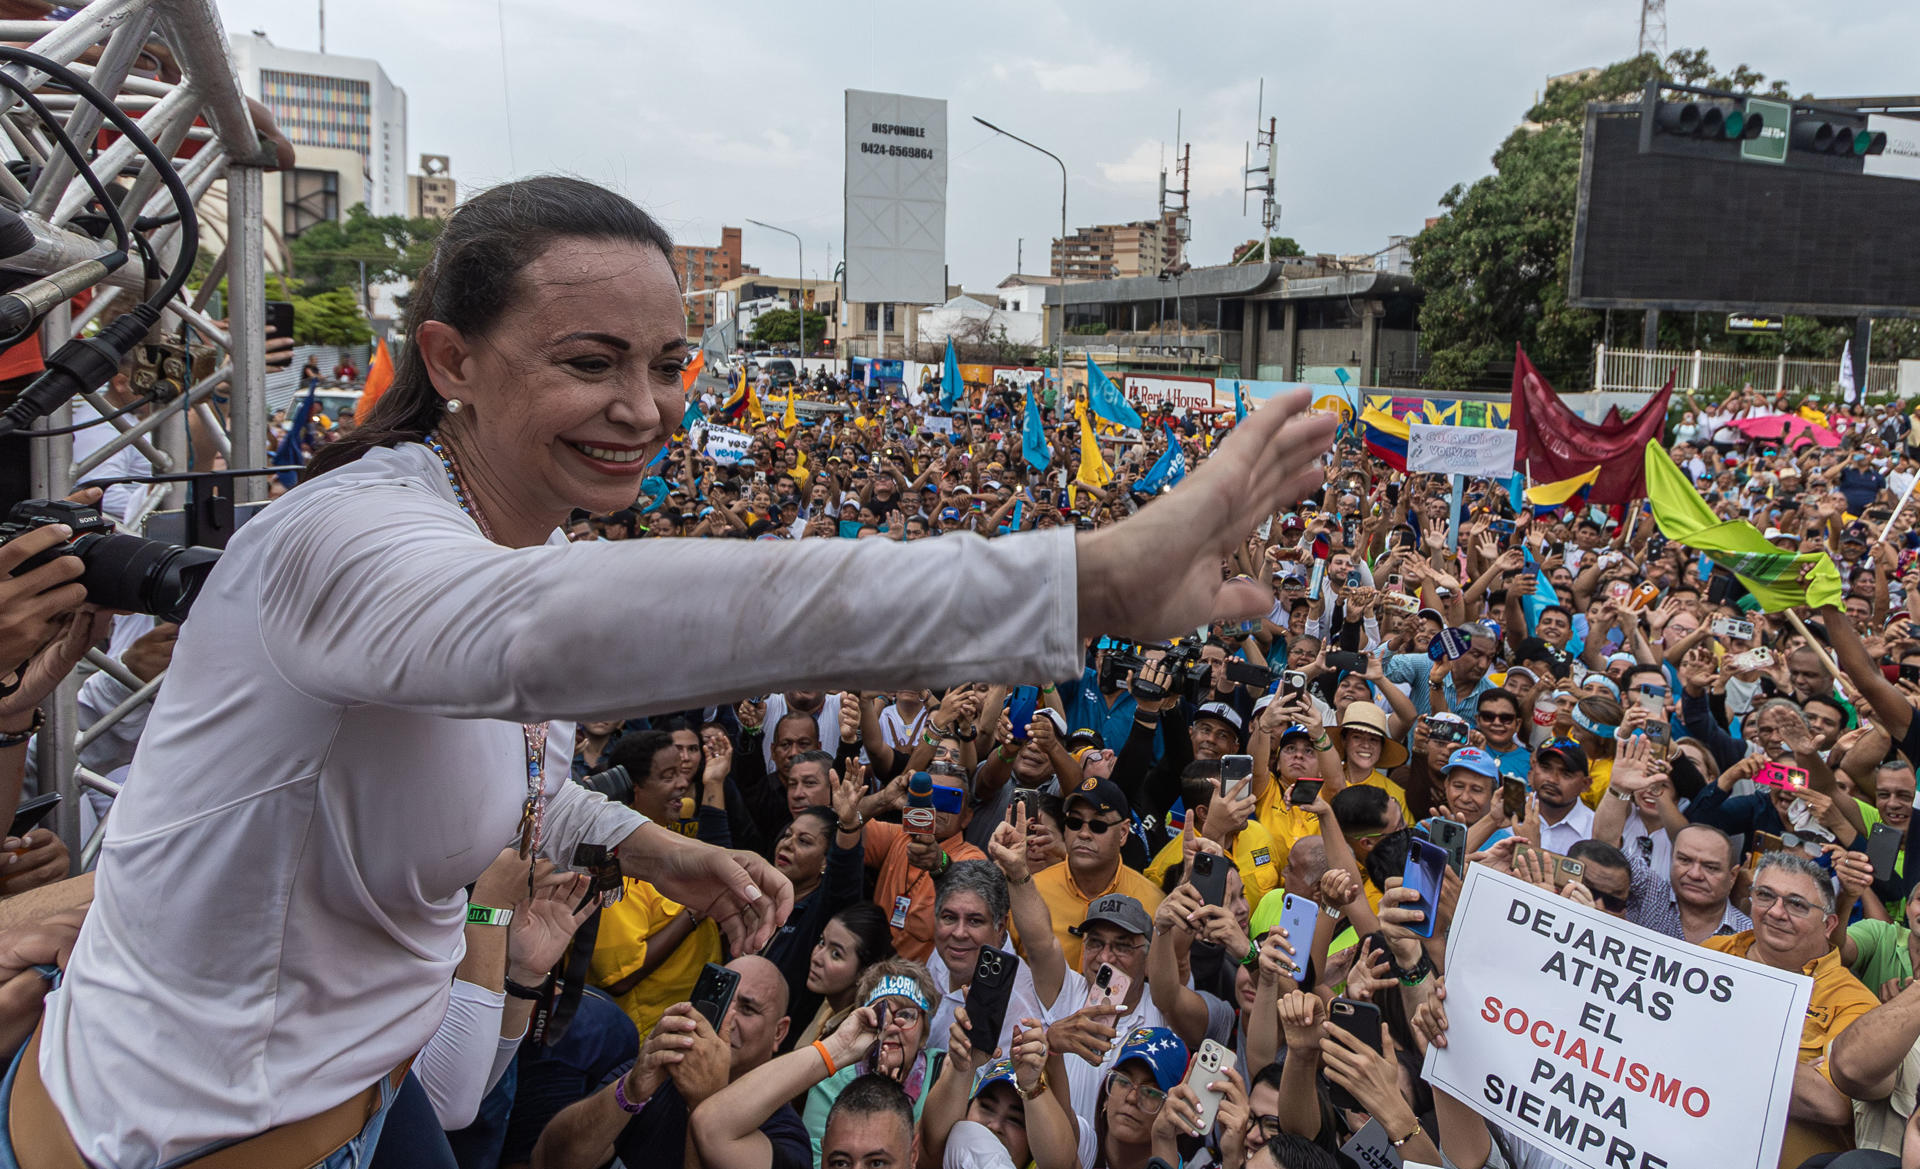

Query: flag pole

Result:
[1783,609,1843,683]
[1880,475,1920,544]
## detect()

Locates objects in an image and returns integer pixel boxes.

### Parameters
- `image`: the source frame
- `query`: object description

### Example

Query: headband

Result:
[866,975,932,1012]
[1570,706,1617,740]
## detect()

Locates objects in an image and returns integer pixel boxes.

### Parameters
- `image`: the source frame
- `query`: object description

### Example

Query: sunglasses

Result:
[1064,814,1122,835]
[1478,711,1517,724]
[1582,880,1630,912]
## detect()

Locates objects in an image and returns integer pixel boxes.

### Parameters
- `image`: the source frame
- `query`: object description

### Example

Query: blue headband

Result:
[1570,706,1616,740]
[866,975,932,1011]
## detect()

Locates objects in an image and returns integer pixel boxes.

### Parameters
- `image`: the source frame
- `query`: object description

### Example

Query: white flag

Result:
[1840,340,1858,404]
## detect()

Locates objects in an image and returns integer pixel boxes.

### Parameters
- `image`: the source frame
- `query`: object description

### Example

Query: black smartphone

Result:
[963,946,1018,1056]
[1868,822,1905,883]
[688,962,740,1032]
[265,299,295,340]
[1190,851,1230,907]
[1224,660,1277,688]
[1326,998,1383,1113]
[1325,651,1367,673]
[1707,573,1734,607]
[1428,817,1469,875]
[1288,778,1325,807]
[7,792,58,839]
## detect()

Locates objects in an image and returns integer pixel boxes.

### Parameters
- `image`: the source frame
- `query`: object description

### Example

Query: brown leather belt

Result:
[8,1023,412,1169]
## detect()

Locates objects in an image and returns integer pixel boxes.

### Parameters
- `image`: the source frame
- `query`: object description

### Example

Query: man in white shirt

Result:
[760,691,843,771]
[1532,738,1595,853]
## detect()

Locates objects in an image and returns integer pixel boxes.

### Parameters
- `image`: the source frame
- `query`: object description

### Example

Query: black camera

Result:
[579,764,633,805]
[0,499,219,623]
[1129,641,1212,706]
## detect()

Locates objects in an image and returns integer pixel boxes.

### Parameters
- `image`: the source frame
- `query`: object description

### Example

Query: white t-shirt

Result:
[43,441,1082,1166]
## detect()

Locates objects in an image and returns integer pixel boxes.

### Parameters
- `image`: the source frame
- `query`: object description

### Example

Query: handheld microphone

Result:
[0,251,126,338]
[904,770,935,839]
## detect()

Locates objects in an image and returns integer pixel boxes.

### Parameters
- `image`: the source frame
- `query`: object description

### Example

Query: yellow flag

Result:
[747,380,766,426]
[780,391,798,435]
[793,449,808,480]
[1799,404,1830,430]
[1075,403,1113,488]
[1525,466,1601,506]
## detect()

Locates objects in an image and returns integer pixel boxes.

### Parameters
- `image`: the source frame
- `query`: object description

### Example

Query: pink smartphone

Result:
[1755,762,1808,790]
[1087,962,1131,1009]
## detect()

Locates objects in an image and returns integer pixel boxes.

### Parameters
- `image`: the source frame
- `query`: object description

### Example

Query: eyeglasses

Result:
[1751,886,1822,920]
[1081,935,1146,959]
[877,1003,924,1026]
[1104,1072,1166,1113]
[1582,880,1630,912]
[1064,815,1122,835]
[1253,1115,1284,1139]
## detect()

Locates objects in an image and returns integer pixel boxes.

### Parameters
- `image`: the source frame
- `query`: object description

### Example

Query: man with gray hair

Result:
[1705,851,1879,1168]
[923,858,1042,1057]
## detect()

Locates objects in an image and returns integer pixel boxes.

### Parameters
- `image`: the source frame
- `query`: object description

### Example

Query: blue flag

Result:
[1136,425,1188,495]
[1507,472,1526,514]
[940,338,963,411]
[1087,355,1143,429]
[1022,385,1051,471]
[272,382,320,487]
[1234,381,1249,425]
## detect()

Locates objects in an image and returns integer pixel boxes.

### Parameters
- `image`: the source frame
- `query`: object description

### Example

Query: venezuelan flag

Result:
[1360,407,1408,471]
[1526,466,1600,508]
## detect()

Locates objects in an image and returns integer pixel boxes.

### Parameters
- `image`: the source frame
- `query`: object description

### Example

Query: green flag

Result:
[1643,442,1842,612]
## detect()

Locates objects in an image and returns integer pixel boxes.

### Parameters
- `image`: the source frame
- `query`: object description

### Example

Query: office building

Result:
[407,154,455,220]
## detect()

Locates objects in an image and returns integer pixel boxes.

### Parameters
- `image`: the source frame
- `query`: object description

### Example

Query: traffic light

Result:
[1653,100,1764,141]
[1790,118,1887,156]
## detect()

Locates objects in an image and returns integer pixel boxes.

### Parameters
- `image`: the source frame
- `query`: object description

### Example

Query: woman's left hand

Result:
[622,825,792,954]
[507,870,594,985]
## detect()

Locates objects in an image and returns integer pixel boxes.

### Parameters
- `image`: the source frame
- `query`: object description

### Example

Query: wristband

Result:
[0,708,42,749]
[997,743,1017,763]
[613,1074,649,1114]
[504,976,547,1001]
[1040,684,1057,694]
[813,1039,838,1076]
[466,904,513,927]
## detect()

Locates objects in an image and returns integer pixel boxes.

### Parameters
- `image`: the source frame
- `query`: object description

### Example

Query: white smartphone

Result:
[1180,1038,1232,1134]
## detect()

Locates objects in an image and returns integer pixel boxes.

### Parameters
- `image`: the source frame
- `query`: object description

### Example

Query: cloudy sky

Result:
[216,0,1918,291]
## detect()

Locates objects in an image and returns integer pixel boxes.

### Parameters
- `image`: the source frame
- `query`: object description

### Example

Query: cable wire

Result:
[7,389,156,436]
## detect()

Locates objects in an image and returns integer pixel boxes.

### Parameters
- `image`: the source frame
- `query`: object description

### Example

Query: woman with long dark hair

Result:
[13,175,1334,1167]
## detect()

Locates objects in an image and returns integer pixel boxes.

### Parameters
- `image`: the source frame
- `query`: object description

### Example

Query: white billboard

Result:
[845,90,947,305]
[1864,113,1920,183]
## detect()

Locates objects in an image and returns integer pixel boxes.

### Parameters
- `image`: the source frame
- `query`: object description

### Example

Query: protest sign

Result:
[702,425,753,465]
[1339,1118,1402,1168]
[1407,424,1518,477]
[1125,374,1218,412]
[1425,867,1809,1169]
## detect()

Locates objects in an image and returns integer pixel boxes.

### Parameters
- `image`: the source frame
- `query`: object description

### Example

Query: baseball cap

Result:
[971,1058,1020,1100]
[1446,747,1500,781]
[1417,607,1445,625]
[1071,893,1152,939]
[1111,1026,1189,1093]
[1278,723,1316,746]
[1064,775,1131,820]
[1763,527,1793,542]
[1193,702,1245,735]
[1537,737,1590,773]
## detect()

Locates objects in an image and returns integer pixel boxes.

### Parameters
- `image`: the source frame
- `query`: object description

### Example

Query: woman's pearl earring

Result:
[445,398,464,414]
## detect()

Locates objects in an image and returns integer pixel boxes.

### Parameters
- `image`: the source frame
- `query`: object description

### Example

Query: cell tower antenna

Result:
[1637,0,1667,59]
[1242,79,1278,263]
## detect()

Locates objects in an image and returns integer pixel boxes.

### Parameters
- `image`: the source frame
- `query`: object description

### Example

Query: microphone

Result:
[0,251,126,338]
[905,770,935,840]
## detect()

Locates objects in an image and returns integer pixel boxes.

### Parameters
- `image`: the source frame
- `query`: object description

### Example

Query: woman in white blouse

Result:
[14,176,1334,1169]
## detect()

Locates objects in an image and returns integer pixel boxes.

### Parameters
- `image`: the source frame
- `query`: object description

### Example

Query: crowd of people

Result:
[12,177,1920,1169]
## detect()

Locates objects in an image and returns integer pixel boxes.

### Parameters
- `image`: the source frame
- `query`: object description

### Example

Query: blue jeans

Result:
[0,1035,401,1169]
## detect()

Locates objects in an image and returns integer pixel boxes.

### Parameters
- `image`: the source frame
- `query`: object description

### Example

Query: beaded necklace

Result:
[424,431,551,860]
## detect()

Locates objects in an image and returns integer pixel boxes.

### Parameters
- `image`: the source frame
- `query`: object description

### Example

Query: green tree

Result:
[1230,236,1305,264]
[1411,51,1792,391]
[288,203,443,301]
[747,307,828,347]
[294,287,372,347]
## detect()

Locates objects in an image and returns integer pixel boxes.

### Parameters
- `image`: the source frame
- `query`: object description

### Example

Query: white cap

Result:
[1764,527,1792,541]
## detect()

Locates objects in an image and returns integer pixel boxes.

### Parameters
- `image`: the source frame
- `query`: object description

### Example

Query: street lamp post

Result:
[974,116,1067,413]
[746,218,804,376]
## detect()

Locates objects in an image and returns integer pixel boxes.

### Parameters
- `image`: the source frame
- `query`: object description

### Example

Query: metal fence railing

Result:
[1595,344,1899,397]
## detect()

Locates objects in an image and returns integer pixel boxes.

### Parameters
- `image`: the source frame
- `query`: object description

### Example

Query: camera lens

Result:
[72,533,221,623]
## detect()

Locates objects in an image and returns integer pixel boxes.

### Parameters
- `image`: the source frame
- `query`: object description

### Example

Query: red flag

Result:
[1510,345,1671,505]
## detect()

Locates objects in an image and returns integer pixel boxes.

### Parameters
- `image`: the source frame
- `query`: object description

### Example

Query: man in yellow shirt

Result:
[590,880,722,1037]
[1143,763,1281,906]
[1029,776,1163,968]
[1704,852,1878,1168]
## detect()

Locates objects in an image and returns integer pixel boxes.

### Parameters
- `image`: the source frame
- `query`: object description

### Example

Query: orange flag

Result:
[681,349,705,391]
[356,337,395,422]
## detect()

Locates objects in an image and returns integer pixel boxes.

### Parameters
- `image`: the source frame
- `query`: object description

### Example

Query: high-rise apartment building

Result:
[674,226,758,333]
[1050,211,1184,282]
[229,33,408,233]
[407,154,456,220]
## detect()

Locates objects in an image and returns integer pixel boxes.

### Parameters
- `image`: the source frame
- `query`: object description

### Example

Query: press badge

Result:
[890,895,912,929]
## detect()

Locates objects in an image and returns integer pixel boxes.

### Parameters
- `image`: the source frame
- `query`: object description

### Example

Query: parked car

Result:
[761,358,798,386]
